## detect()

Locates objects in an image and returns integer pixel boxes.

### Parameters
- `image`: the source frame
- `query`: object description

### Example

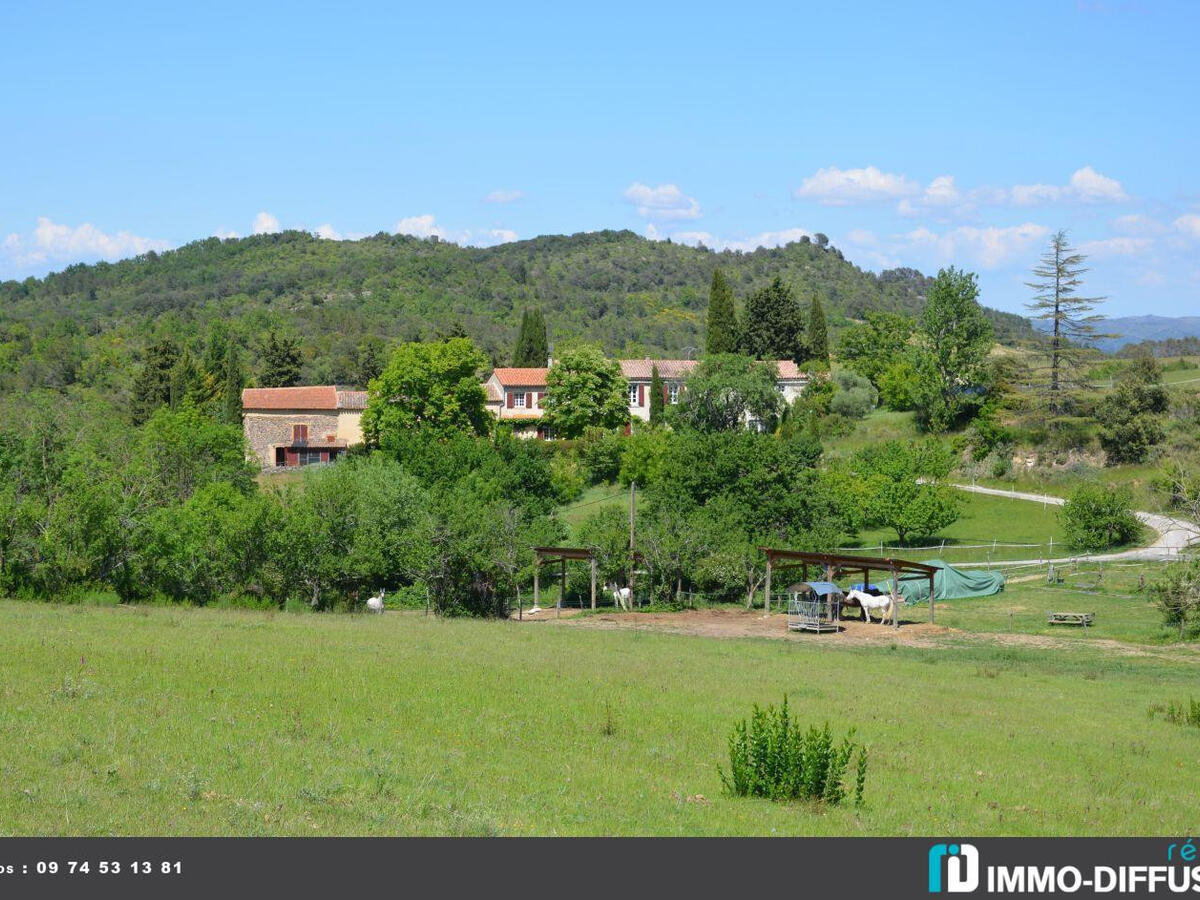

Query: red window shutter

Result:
[524,392,530,408]
[292,424,308,442]
[638,384,645,406]
[662,383,669,401]
[507,392,514,409]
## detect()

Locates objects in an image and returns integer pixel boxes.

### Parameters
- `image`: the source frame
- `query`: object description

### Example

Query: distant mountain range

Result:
[1034,315,1200,353]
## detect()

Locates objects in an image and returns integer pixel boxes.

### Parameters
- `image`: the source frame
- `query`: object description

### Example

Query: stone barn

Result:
[242,386,367,469]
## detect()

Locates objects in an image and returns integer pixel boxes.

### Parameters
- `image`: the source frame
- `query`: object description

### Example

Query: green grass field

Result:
[1,598,1197,837]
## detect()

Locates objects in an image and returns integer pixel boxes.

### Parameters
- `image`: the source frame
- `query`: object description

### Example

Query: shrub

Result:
[549,451,586,502]
[1151,557,1200,640]
[829,371,877,420]
[577,429,623,484]
[719,696,867,806]
[877,358,920,411]
[1059,482,1141,552]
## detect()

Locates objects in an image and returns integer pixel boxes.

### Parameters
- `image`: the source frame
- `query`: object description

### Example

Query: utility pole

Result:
[629,481,637,608]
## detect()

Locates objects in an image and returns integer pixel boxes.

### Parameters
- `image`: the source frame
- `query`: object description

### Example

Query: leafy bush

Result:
[1060,482,1141,552]
[719,696,867,806]
[877,358,920,411]
[829,370,877,419]
[577,429,624,484]
[549,451,586,503]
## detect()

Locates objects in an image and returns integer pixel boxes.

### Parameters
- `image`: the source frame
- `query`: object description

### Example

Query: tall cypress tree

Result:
[222,342,245,425]
[649,364,665,426]
[805,293,829,367]
[705,268,739,354]
[512,308,549,366]
[131,338,179,424]
[739,276,804,362]
[261,331,303,387]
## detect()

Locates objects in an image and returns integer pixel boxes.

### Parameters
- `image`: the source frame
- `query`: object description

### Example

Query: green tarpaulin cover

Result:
[883,558,1004,604]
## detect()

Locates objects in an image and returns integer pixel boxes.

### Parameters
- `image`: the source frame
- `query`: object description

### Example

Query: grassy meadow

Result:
[1,598,1198,837]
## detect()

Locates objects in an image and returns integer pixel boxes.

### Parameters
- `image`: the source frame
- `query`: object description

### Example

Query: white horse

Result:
[605,581,632,611]
[366,589,386,614]
[846,588,894,624]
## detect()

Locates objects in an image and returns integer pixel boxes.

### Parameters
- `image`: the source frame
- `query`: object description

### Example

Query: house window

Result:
[628,384,639,406]
[292,423,309,443]
[513,391,527,409]
[668,383,680,404]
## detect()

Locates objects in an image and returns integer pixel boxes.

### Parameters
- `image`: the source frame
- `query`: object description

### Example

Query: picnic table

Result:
[1047,611,1096,627]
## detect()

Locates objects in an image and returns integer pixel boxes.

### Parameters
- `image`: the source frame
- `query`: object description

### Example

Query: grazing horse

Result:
[366,589,386,614]
[605,582,632,611]
[845,588,894,624]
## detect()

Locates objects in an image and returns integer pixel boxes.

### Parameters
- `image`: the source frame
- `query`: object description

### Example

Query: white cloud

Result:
[252,211,281,234]
[921,175,963,207]
[1078,236,1153,258]
[623,182,702,220]
[902,223,1050,268]
[214,227,241,239]
[1010,167,1128,206]
[484,189,524,204]
[394,214,447,240]
[313,223,343,240]
[484,228,518,244]
[843,228,878,246]
[1112,213,1165,236]
[1173,213,1200,240]
[1,217,171,270]
[795,166,918,205]
[1137,270,1166,287]
[657,226,813,253]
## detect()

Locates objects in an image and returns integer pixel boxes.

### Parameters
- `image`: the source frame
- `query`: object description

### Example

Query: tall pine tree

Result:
[512,308,549,366]
[739,276,804,362]
[705,268,739,354]
[1025,230,1109,413]
[805,293,829,367]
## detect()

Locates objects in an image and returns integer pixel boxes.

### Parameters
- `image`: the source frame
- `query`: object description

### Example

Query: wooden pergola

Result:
[530,546,598,619]
[759,548,940,629]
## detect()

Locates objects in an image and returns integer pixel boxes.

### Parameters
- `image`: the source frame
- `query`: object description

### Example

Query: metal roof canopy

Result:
[530,546,599,620]
[759,548,939,628]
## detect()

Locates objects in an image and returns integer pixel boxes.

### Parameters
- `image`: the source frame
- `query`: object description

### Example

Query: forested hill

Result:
[0,229,1033,391]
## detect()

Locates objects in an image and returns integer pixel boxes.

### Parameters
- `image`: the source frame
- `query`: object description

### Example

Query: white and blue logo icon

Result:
[929,843,980,893]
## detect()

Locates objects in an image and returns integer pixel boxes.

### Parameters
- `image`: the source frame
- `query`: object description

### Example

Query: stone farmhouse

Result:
[484,358,810,437]
[242,386,367,469]
[244,359,812,467]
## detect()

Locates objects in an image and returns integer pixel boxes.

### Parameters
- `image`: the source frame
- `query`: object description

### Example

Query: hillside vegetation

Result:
[0,229,1034,394]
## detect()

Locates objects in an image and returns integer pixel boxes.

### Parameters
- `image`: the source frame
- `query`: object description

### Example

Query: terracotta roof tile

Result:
[242,386,340,410]
[491,367,549,387]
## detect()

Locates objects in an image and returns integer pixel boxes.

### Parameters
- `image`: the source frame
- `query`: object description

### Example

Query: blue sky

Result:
[2,0,1198,317]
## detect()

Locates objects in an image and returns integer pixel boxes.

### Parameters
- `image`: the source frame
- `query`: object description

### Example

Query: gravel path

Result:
[950,482,1197,565]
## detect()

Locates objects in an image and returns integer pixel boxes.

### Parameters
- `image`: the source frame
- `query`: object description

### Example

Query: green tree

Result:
[740,277,804,362]
[705,268,739,354]
[1151,556,1200,639]
[1096,355,1169,465]
[540,342,628,438]
[362,338,491,447]
[512,307,549,367]
[1060,482,1141,552]
[672,354,782,432]
[202,320,230,378]
[260,330,303,388]
[910,267,993,432]
[805,293,829,367]
[837,312,915,386]
[828,370,877,419]
[221,342,245,425]
[649,364,665,426]
[1025,230,1109,413]
[837,440,959,544]
[131,338,179,424]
